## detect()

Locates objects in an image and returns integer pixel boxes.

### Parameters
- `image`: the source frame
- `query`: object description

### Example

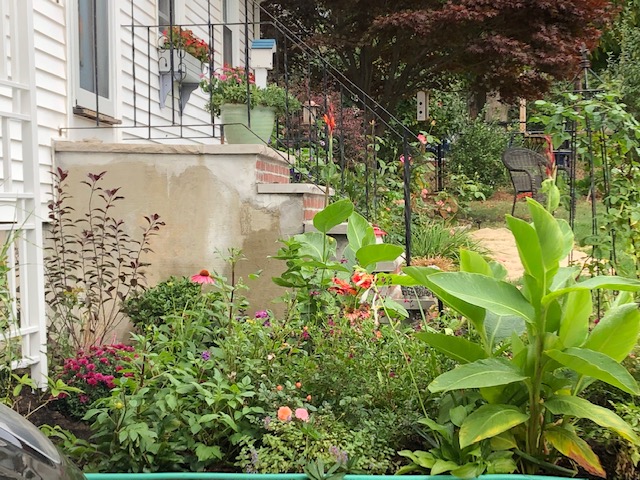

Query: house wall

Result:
[52,142,325,338]
[2,0,260,210]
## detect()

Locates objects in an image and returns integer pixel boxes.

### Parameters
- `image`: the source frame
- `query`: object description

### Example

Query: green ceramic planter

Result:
[85,474,586,480]
[220,104,276,144]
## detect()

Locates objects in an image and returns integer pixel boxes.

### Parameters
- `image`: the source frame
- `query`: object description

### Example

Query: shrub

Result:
[123,276,205,328]
[55,344,135,418]
[45,169,164,357]
[447,119,509,193]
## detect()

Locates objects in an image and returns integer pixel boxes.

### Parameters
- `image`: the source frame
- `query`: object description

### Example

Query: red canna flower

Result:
[323,105,336,134]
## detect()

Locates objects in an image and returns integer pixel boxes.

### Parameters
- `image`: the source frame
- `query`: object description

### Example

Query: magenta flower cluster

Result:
[56,344,136,418]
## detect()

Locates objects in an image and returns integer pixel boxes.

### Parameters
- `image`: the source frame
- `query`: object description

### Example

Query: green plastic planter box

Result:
[85,474,585,480]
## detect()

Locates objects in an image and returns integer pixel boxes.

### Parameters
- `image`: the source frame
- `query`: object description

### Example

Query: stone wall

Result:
[52,142,326,338]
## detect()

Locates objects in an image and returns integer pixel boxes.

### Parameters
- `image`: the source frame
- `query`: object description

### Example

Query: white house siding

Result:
[119,0,259,144]
[34,0,66,195]
[0,0,64,206]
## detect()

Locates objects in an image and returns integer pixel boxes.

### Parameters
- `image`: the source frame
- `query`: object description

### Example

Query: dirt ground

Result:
[471,227,588,280]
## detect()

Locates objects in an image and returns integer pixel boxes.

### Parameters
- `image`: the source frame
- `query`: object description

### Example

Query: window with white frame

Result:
[158,0,174,30]
[222,0,237,66]
[73,0,115,117]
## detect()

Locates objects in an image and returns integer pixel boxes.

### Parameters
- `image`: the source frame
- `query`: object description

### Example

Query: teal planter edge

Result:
[85,474,584,480]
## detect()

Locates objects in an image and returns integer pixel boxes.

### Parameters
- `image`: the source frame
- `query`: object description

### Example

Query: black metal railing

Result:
[76,0,447,264]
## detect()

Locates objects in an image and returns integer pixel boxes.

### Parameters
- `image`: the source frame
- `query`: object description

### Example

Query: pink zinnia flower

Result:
[417,133,427,145]
[295,408,309,422]
[191,269,215,284]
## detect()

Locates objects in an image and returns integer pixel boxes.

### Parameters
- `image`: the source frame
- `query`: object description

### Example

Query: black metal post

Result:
[402,133,412,266]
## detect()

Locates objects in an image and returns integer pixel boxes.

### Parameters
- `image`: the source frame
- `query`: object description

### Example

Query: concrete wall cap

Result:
[257,184,332,195]
[53,141,290,164]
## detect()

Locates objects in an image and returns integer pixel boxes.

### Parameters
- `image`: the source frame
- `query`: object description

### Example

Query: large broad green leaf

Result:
[460,250,493,276]
[356,244,404,269]
[403,267,486,333]
[431,459,460,475]
[398,450,435,470]
[423,272,535,324]
[450,462,484,479]
[415,332,487,364]
[584,303,640,362]
[312,198,353,233]
[545,347,640,395]
[543,276,640,305]
[418,417,453,444]
[295,233,336,262]
[557,219,574,260]
[550,266,579,291]
[559,290,592,348]
[484,312,525,351]
[428,358,527,393]
[545,395,640,444]
[527,198,570,272]
[545,426,605,478]
[459,404,529,448]
[346,211,375,251]
[505,215,544,283]
[377,273,422,287]
[380,297,409,319]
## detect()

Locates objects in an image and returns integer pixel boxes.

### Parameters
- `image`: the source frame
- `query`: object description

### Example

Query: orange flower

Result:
[352,271,374,290]
[295,381,302,389]
[276,385,283,391]
[277,406,292,422]
[328,277,357,296]
[323,105,336,134]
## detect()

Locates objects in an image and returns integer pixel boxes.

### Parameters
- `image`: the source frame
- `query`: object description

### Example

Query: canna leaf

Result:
[415,332,487,364]
[559,290,592,347]
[459,404,529,448]
[356,243,404,270]
[584,303,640,362]
[545,426,605,478]
[546,347,640,395]
[545,395,640,444]
[346,211,375,251]
[312,198,353,233]
[422,272,535,323]
[428,358,527,393]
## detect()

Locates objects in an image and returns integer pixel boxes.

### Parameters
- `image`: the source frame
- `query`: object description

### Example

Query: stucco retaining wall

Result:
[52,142,323,336]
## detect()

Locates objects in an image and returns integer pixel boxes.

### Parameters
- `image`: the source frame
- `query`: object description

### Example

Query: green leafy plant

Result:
[399,391,517,477]
[201,66,301,116]
[532,89,640,276]
[400,198,640,477]
[272,199,404,322]
[123,276,207,328]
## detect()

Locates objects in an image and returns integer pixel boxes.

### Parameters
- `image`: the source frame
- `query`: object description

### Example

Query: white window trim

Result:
[69,0,117,118]
[158,0,184,29]
[223,0,240,66]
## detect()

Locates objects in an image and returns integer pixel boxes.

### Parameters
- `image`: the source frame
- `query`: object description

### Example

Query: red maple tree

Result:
[262,0,617,110]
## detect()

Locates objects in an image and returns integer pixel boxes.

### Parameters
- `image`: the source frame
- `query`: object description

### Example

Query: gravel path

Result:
[471,227,588,280]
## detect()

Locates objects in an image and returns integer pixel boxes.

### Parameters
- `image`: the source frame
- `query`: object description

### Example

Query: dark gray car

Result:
[0,403,86,479]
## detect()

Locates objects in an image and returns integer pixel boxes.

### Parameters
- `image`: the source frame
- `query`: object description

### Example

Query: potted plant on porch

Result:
[200,65,300,144]
[158,26,211,83]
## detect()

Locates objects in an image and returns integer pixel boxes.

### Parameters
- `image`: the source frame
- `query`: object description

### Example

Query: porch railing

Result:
[87,0,444,264]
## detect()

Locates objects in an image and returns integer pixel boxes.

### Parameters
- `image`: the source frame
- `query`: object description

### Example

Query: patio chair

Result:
[502,147,548,215]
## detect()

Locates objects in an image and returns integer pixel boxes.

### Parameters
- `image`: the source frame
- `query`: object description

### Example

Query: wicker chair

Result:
[502,147,547,215]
